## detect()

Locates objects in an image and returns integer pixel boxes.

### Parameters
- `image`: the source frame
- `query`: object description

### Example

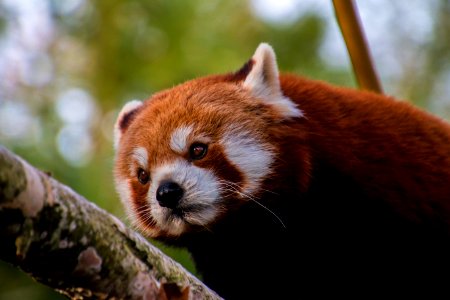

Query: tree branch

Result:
[0,145,221,300]
[332,0,384,94]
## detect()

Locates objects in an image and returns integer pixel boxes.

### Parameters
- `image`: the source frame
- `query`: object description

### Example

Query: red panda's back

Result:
[281,74,450,214]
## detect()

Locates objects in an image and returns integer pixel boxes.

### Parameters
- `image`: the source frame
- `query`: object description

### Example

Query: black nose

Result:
[156,181,184,208]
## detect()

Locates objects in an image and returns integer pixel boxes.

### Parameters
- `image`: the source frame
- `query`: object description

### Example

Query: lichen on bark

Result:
[0,146,221,300]
[0,147,27,201]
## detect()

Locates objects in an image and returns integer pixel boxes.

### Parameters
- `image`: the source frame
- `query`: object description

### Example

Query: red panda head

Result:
[114,43,303,238]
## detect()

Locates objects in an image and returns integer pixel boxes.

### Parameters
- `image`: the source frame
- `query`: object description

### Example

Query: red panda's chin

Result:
[150,202,221,236]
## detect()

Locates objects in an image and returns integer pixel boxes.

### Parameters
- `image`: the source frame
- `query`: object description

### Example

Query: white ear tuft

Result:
[114,100,143,149]
[243,43,303,119]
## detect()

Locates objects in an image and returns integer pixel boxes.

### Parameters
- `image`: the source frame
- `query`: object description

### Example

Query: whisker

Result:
[248,198,286,228]
[201,224,213,233]
[218,180,286,229]
[218,179,279,196]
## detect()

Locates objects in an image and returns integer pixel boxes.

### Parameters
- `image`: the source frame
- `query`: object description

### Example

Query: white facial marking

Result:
[149,159,220,236]
[221,128,274,194]
[130,147,148,174]
[170,125,194,154]
[115,178,134,218]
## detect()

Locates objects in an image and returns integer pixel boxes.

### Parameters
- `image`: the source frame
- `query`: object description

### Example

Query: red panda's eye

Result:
[189,143,208,160]
[137,168,150,185]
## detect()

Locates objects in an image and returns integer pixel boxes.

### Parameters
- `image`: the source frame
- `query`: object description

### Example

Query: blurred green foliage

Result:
[0,1,345,298]
[0,0,449,299]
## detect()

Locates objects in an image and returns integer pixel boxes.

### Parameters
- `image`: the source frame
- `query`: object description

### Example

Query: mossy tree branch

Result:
[0,145,221,300]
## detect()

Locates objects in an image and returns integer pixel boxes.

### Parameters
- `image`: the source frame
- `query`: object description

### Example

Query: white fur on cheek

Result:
[115,178,134,220]
[115,177,159,237]
[149,159,220,236]
[170,125,193,154]
[221,128,274,195]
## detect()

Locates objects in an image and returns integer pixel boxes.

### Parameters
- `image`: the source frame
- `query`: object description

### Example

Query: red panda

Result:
[114,43,450,299]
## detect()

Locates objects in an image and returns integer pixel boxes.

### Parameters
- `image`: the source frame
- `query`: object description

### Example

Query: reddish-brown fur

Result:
[115,66,450,298]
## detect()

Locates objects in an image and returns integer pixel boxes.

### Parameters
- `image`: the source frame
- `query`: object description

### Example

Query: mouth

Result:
[164,203,212,221]
[155,201,219,235]
[168,207,184,219]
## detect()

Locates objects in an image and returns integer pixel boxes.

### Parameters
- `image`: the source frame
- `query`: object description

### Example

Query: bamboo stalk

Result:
[332,0,383,94]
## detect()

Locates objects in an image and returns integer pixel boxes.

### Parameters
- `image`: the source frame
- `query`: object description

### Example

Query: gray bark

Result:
[0,145,221,300]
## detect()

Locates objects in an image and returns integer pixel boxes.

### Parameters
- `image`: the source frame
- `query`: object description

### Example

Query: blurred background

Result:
[0,0,449,298]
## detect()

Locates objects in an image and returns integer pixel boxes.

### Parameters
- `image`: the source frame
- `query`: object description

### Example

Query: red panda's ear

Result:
[242,43,303,119]
[114,100,143,149]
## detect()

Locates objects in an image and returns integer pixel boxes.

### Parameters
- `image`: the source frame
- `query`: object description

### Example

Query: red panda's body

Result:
[114,44,450,299]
